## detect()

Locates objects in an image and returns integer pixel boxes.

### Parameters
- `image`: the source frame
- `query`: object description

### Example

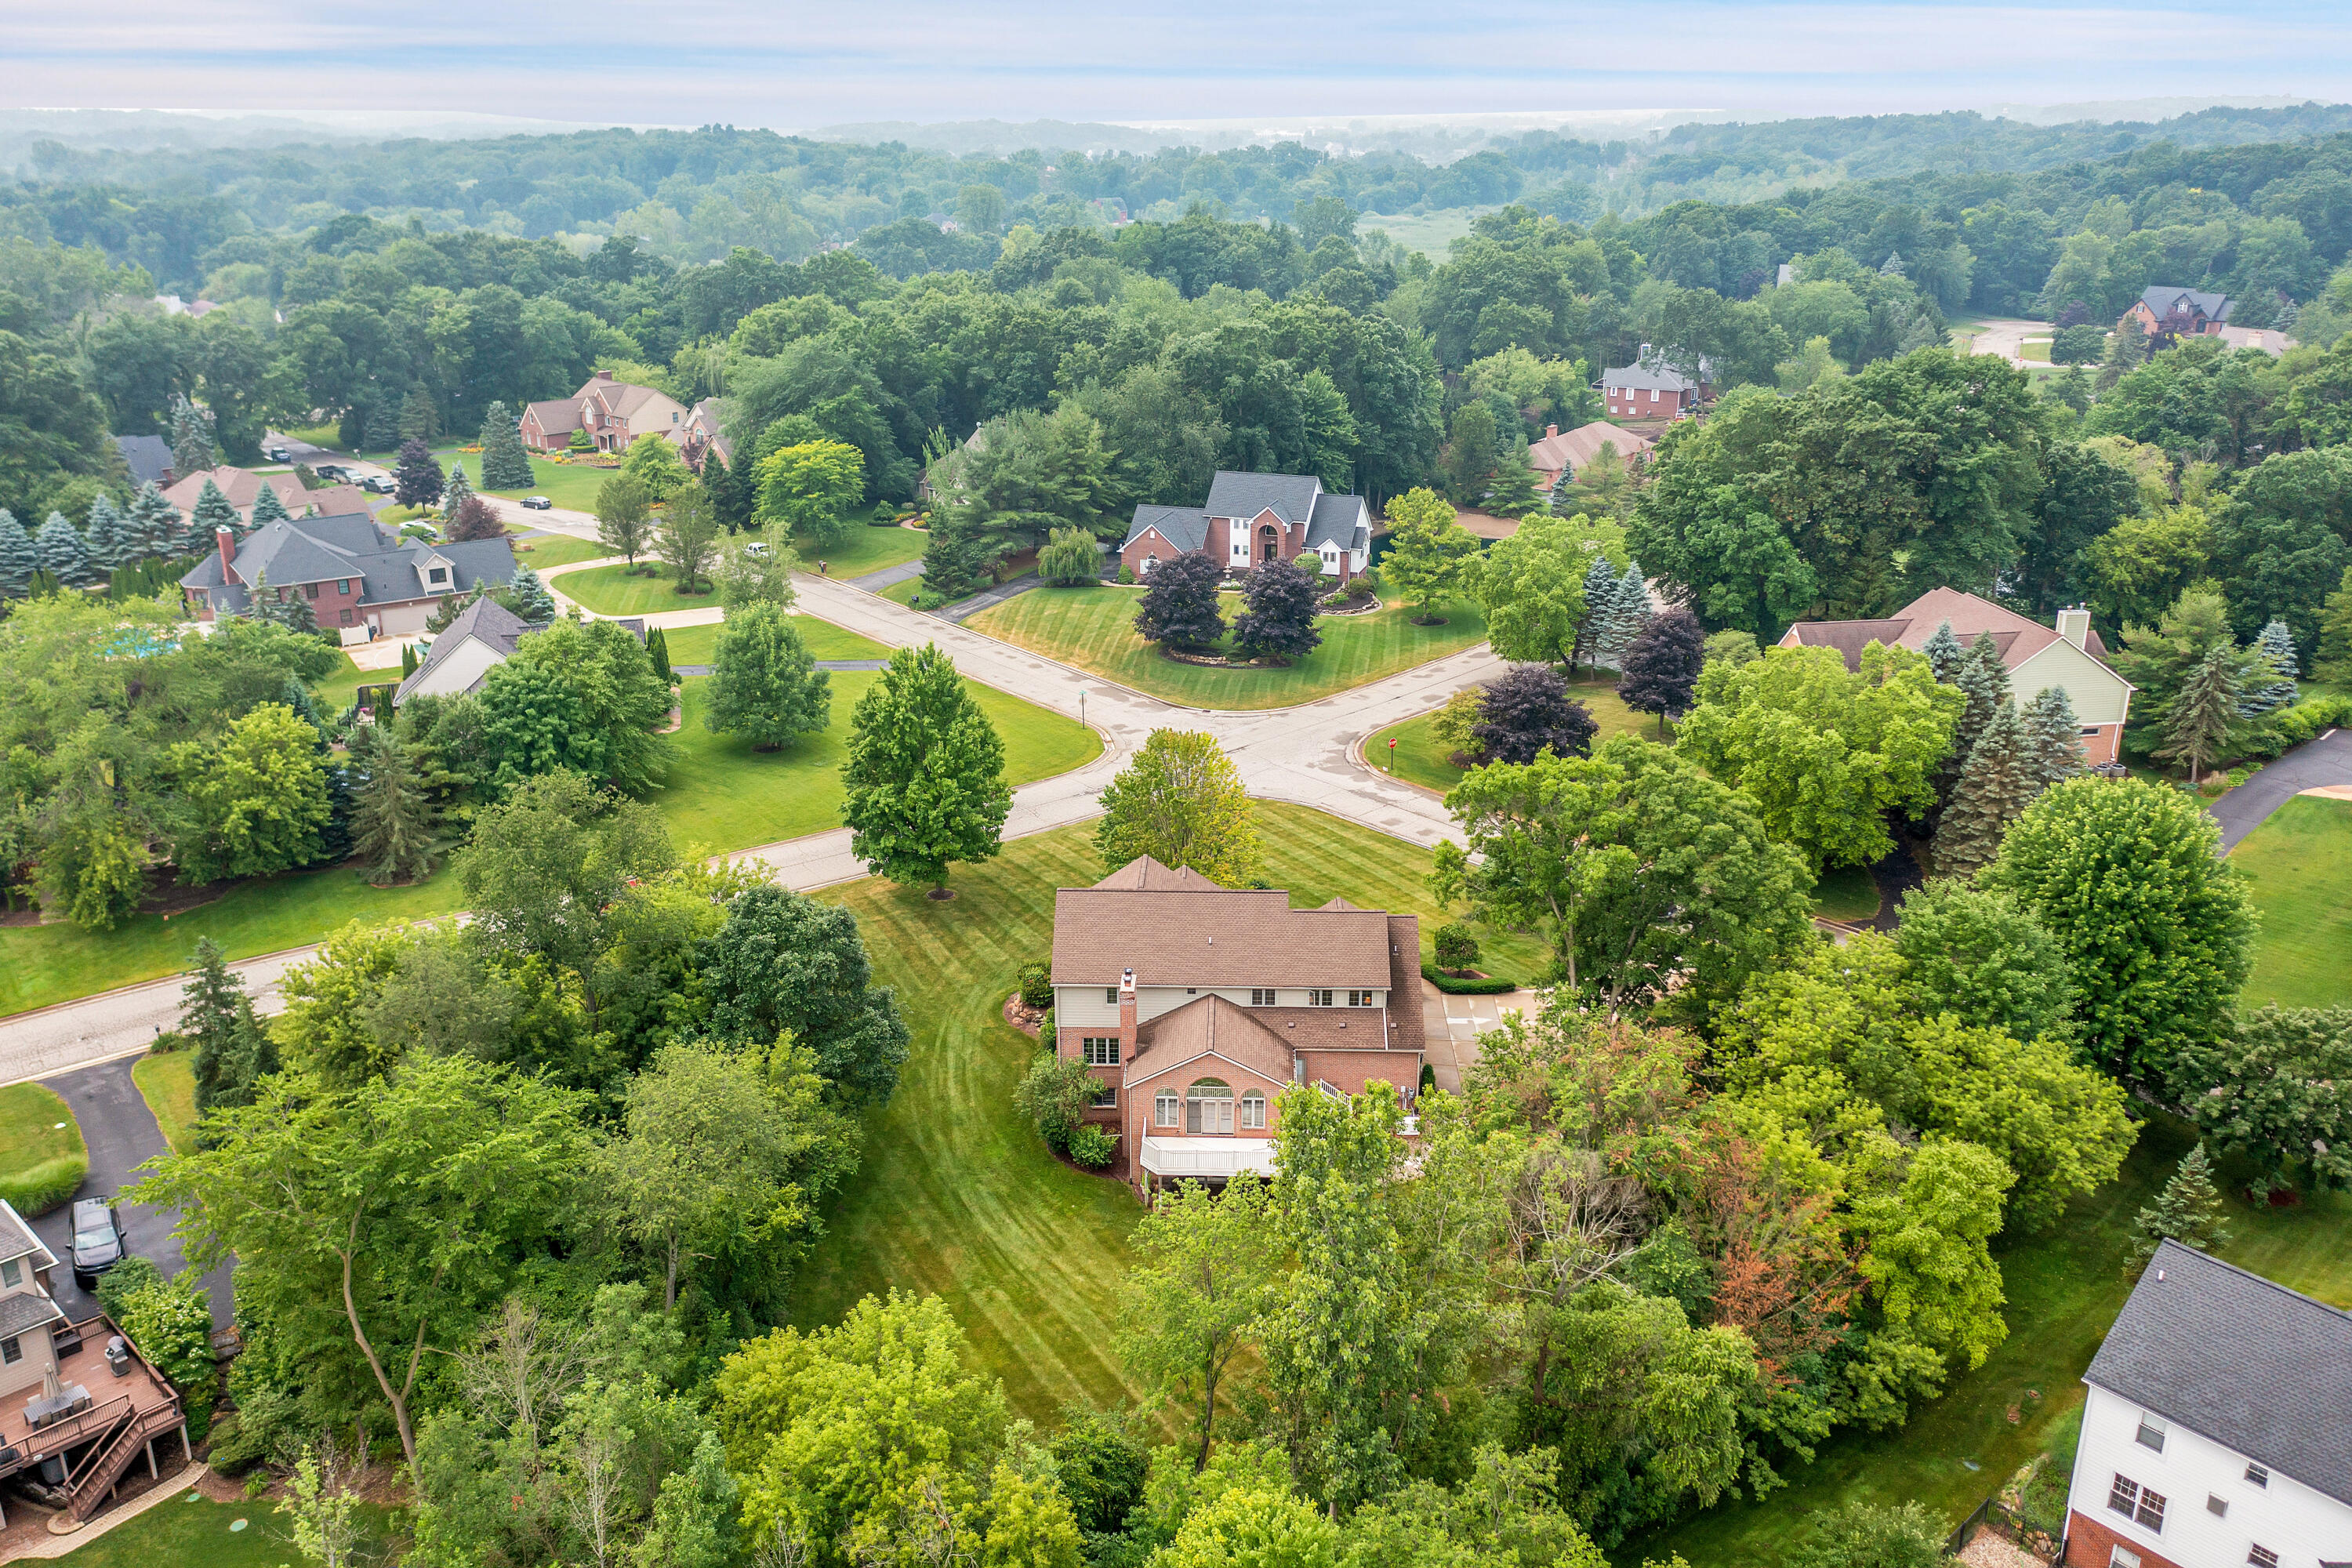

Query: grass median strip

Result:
[0,1082,88,1217]
[134,1052,200,1156]
[2228,793,2352,1010]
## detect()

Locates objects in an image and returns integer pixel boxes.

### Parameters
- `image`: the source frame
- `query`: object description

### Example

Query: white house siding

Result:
[406,636,507,701]
[2013,639,2132,728]
[1055,987,1386,1025]
[2064,1383,2352,1568]
[373,600,438,637]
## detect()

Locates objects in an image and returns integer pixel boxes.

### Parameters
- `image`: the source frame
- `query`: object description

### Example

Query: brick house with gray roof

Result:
[1050,855,1424,1199]
[2061,1241,2352,1568]
[2122,287,2234,343]
[1119,471,1372,585]
[180,514,519,638]
[1598,354,1712,423]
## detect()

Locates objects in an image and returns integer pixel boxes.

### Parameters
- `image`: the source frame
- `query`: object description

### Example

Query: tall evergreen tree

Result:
[2155,647,2244,786]
[1570,554,1617,671]
[169,393,217,477]
[0,510,34,598]
[2021,685,2086,790]
[840,643,1011,892]
[362,397,401,453]
[280,673,330,746]
[507,565,557,622]
[1590,558,1650,670]
[82,495,128,572]
[2243,618,2300,717]
[398,385,439,444]
[2130,1144,2230,1272]
[477,401,534,489]
[442,459,473,516]
[701,445,751,533]
[248,482,292,530]
[1935,702,2038,877]
[126,484,182,559]
[348,723,439,884]
[180,936,277,1116]
[34,512,89,585]
[1921,620,1966,684]
[394,438,445,510]
[647,626,674,685]
[191,478,241,545]
[1933,630,2013,815]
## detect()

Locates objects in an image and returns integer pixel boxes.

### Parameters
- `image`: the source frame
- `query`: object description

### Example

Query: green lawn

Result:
[0,866,467,1019]
[652,672,1100,855]
[1635,1113,2352,1567]
[879,575,927,605]
[557,561,722,616]
[1363,676,1664,795]
[1809,865,1882,923]
[133,1052,199,1155]
[790,802,1544,1419]
[448,447,617,512]
[511,533,609,569]
[0,1082,87,1216]
[2229,793,2352,1010]
[660,615,891,667]
[807,525,929,579]
[1359,208,1492,259]
[313,652,368,714]
[56,1489,403,1566]
[968,584,1491,710]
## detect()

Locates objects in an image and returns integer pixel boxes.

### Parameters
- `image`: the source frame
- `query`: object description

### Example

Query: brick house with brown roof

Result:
[518,371,690,454]
[1049,855,1425,1199]
[1526,420,1653,499]
[161,466,370,523]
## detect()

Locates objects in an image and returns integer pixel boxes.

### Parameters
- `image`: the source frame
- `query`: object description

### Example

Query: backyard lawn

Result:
[1809,865,1883,923]
[652,672,1100,854]
[1363,675,1664,795]
[556,561,720,615]
[1635,1115,2352,1568]
[133,1052,199,1155]
[53,1489,404,1567]
[2228,793,2352,1010]
[448,447,615,511]
[659,615,891,667]
[790,802,1545,1419]
[0,1082,87,1216]
[967,583,1490,709]
[312,652,368,713]
[510,532,609,569]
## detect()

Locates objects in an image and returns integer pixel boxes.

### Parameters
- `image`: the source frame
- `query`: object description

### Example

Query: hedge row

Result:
[1421,964,1519,996]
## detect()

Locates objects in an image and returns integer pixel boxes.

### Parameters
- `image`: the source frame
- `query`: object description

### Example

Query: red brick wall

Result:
[2082,723,2122,768]
[1121,534,1185,579]
[2063,1508,2184,1568]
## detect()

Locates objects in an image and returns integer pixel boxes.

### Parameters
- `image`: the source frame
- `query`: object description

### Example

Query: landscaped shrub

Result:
[2051,323,2107,363]
[1018,961,1054,1010]
[1421,964,1516,996]
[1014,1054,1102,1152]
[2245,692,2352,758]
[100,1258,216,1436]
[1432,922,1481,973]
[1067,1124,1118,1167]
[1037,1007,1054,1043]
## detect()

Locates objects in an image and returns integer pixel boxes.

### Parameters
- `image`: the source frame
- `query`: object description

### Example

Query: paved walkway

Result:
[936,573,1045,622]
[2209,728,2352,852]
[850,557,926,591]
[0,571,1502,1083]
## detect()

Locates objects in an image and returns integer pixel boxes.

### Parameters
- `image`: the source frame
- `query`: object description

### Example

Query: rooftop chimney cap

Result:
[1120,967,1134,991]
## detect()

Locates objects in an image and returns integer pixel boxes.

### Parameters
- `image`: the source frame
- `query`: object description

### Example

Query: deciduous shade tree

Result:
[34,512,89,586]
[754,440,866,550]
[1788,1501,1947,1568]
[1094,728,1261,887]
[1890,878,2076,1045]
[133,1053,594,1475]
[476,401,534,489]
[1478,511,1593,665]
[1133,550,1227,652]
[1230,556,1323,665]
[347,722,438,884]
[1984,777,2256,1081]
[652,485,717,597]
[2129,1145,2231,1272]
[714,521,799,611]
[1381,486,1483,620]
[840,644,1011,892]
[31,716,153,929]
[1120,1174,1281,1471]
[475,616,672,794]
[394,437,445,510]
[170,700,332,883]
[2172,1006,2352,1194]
[1616,605,1706,731]
[620,430,690,501]
[1433,736,1813,1011]
[444,495,504,543]
[1014,1054,1105,1155]
[1469,662,1598,764]
[594,472,653,568]
[704,601,831,750]
[1038,525,1104,585]
[1676,643,1962,870]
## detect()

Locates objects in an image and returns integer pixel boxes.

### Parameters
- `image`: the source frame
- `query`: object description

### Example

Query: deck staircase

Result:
[60,1401,184,1523]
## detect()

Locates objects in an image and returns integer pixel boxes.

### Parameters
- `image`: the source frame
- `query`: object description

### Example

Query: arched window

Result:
[1240,1092,1266,1130]
[1186,1079,1234,1134]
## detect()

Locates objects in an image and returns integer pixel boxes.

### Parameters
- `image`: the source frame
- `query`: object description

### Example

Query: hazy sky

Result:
[6,1,2351,128]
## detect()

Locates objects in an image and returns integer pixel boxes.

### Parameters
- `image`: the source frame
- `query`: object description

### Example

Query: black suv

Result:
[70,1199,123,1288]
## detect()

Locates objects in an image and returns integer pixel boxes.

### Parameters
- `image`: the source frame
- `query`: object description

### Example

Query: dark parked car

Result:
[519,495,553,510]
[314,463,350,483]
[361,474,397,495]
[263,445,291,462]
[70,1199,123,1287]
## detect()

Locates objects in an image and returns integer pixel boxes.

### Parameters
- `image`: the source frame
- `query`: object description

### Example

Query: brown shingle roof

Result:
[1784,590,2117,674]
[1053,858,1394,989]
[1385,916,1425,1057]
[1125,995,1294,1086]
[1528,421,1653,478]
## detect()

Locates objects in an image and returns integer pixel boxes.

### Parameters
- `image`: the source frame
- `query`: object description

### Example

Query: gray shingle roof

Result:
[1305,492,1367,551]
[2085,1240,2352,1505]
[1123,504,1209,554]
[0,1202,53,1270]
[113,434,172,488]
[182,515,517,615]
[1123,474,1370,556]
[1204,471,1324,525]
[0,1288,64,1341]
[1601,361,1701,393]
[394,596,533,703]
[2139,285,2233,325]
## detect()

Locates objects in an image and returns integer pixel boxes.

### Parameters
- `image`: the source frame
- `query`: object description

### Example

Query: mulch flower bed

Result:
[1004,994,1047,1037]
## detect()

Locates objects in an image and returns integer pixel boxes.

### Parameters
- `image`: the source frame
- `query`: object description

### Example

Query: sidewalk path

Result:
[936,573,1044,622]
[0,572,1501,1083]
[2209,728,2352,852]
[849,557,926,591]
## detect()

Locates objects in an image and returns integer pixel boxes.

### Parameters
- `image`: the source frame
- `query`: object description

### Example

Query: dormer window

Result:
[0,1258,18,1288]
[428,568,448,586]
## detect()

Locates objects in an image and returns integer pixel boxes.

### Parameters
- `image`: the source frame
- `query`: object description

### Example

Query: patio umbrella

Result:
[39,1366,61,1403]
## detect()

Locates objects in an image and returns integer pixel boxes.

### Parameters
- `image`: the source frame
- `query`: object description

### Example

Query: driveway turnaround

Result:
[2209,728,2352,852]
[0,571,1503,1083]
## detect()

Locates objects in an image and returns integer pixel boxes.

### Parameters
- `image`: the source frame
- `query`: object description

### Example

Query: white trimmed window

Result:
[1155,1092,1179,1127]
[1,1337,18,1365]
[1347,990,1376,1007]
[1081,1036,1120,1066]
[1305,989,1334,1007]
[0,1258,18,1288]
[1250,989,1276,1006]
[1105,987,1120,1004]
[2135,1416,2166,1453]
[1186,1080,1235,1134]
[1240,1093,1266,1129]
[2108,1548,2139,1568]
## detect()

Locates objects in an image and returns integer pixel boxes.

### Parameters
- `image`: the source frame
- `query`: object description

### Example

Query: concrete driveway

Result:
[31,1058,232,1329]
[1956,318,2049,366]
[2209,728,2352,852]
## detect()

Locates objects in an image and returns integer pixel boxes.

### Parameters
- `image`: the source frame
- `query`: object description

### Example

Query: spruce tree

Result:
[398,385,439,444]
[477,401,535,489]
[248,481,292,530]
[180,937,262,1113]
[191,478,241,545]
[82,495,128,572]
[349,723,438,884]
[442,459,473,516]
[1935,702,2038,876]
[1591,558,1650,670]
[508,565,557,622]
[281,673,330,746]
[2022,685,2086,790]
[1921,620,1966,685]
[0,510,34,598]
[363,397,401,453]
[648,626,674,685]
[2130,1144,2230,1273]
[34,513,90,586]
[1933,630,2013,814]
[2154,648,2244,786]
[2242,619,2299,717]
[702,445,751,533]
[1571,554,1617,671]
[169,393,217,477]
[394,438,445,510]
[125,484,182,559]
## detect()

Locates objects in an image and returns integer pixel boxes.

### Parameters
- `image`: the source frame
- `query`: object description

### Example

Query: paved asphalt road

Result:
[31,1058,233,1329]
[2209,727,2352,851]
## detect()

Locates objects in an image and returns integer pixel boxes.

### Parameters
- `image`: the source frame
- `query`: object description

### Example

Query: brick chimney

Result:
[216,526,238,584]
[594,368,614,381]
[1118,967,1138,1064]
[2055,604,2091,650]
[1544,423,1559,438]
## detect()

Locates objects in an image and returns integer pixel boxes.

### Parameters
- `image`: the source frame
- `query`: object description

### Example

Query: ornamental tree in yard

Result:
[170,393,216,477]
[706,601,830,750]
[753,439,865,550]
[1616,605,1706,731]
[657,481,719,593]
[476,616,671,795]
[1983,776,2255,1081]
[394,437,444,510]
[190,478,240,546]
[1432,736,1813,1011]
[1848,1137,2015,1388]
[702,884,911,1106]
[2172,1006,2352,1193]
[1381,487,1481,620]
[171,701,332,883]
[1479,511,1593,666]
[1585,558,1651,670]
[2154,647,2244,786]
[1133,550,1226,652]
[1933,632,2013,815]
[840,643,1011,892]
[714,521,799,611]
[1094,728,1261,887]
[0,510,39,597]
[1676,643,1963,871]
[595,472,653,568]
[1230,557,1323,665]
[1471,662,1597,765]
[477,401,534,489]
[2244,617,2300,715]
[1039,525,1105,585]
[445,495,504,543]
[34,512,89,586]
